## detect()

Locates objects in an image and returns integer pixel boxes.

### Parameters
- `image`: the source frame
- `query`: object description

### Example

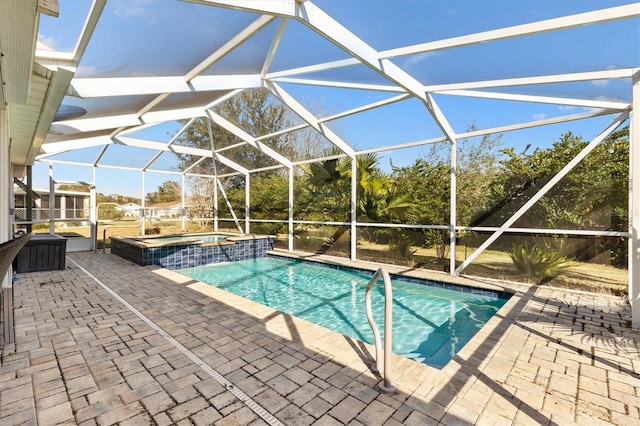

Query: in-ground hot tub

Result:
[110,232,275,269]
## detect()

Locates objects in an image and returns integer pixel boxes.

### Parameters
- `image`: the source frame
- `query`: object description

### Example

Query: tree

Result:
[187,176,216,230]
[295,151,412,254]
[485,128,628,231]
[175,89,292,187]
[58,183,91,192]
[302,149,351,221]
[146,180,181,204]
[95,193,140,220]
[393,158,451,267]
[389,131,503,269]
[483,127,629,265]
[173,88,298,225]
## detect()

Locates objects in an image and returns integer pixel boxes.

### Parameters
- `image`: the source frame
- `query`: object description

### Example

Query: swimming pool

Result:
[178,256,509,368]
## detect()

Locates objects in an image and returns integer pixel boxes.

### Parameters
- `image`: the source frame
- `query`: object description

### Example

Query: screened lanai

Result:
[2,0,640,330]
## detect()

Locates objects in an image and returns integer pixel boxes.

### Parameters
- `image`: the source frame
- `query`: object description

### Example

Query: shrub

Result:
[388,234,416,260]
[510,242,572,283]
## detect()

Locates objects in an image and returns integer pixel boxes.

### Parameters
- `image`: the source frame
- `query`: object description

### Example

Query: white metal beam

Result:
[26,67,76,163]
[266,58,361,80]
[68,75,262,98]
[261,18,288,78]
[263,7,639,80]
[266,81,356,158]
[140,117,197,171]
[38,135,112,156]
[439,90,630,111]
[427,69,637,92]
[115,135,249,175]
[52,114,143,134]
[52,107,208,134]
[72,0,107,63]
[382,4,640,59]
[183,0,296,16]
[207,110,293,167]
[185,14,276,81]
[294,1,458,145]
[288,166,294,251]
[199,1,458,142]
[253,92,411,144]
[630,72,640,330]
[245,174,250,233]
[356,108,616,156]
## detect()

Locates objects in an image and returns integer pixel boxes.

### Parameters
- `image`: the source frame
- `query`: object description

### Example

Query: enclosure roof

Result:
[7,0,640,176]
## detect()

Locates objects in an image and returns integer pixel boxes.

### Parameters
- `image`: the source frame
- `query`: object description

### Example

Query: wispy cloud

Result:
[76,66,97,77]
[592,79,609,87]
[403,51,440,68]
[558,105,576,112]
[113,0,153,19]
[37,33,56,50]
[532,113,547,121]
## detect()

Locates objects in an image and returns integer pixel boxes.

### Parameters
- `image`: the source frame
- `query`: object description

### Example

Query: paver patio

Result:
[1,251,639,425]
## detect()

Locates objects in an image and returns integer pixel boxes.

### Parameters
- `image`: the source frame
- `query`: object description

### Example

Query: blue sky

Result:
[31,0,638,197]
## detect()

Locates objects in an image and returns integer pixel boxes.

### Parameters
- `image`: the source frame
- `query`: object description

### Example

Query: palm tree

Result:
[302,151,412,254]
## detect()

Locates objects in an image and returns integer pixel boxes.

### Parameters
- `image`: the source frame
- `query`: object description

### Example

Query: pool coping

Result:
[267,249,524,298]
[111,232,275,248]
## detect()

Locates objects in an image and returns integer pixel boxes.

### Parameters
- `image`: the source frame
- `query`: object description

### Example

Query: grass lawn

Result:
[294,238,628,297]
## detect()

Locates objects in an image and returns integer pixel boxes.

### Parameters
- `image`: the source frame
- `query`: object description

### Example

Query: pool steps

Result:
[365,268,396,393]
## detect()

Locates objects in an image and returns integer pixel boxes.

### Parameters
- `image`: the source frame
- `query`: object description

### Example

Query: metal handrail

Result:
[365,267,396,393]
[96,203,143,253]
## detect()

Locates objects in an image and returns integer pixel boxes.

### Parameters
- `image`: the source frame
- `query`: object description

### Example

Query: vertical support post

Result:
[213,176,218,232]
[9,170,15,234]
[630,73,640,330]
[245,174,250,234]
[450,138,457,275]
[141,172,146,235]
[91,166,97,252]
[26,165,33,233]
[89,184,96,251]
[1,109,14,343]
[351,157,357,260]
[60,194,66,220]
[288,166,294,252]
[49,163,55,234]
[217,177,243,233]
[181,174,186,233]
[0,109,12,288]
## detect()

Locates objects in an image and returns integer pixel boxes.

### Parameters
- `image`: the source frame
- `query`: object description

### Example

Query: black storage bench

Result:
[16,234,67,272]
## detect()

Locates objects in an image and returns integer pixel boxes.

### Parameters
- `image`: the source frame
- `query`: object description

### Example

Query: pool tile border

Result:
[265,252,514,300]
[111,234,275,269]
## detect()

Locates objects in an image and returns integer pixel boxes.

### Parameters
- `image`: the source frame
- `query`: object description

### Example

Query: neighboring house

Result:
[116,201,188,219]
[116,203,144,217]
[146,201,188,219]
[13,185,90,222]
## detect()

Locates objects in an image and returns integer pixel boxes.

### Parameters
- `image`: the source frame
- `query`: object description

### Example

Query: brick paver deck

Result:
[1,251,639,425]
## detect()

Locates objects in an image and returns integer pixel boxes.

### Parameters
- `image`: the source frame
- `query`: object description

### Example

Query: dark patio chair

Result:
[0,233,33,284]
[0,233,33,346]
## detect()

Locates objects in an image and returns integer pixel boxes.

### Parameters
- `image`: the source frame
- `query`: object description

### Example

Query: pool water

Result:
[178,256,508,368]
